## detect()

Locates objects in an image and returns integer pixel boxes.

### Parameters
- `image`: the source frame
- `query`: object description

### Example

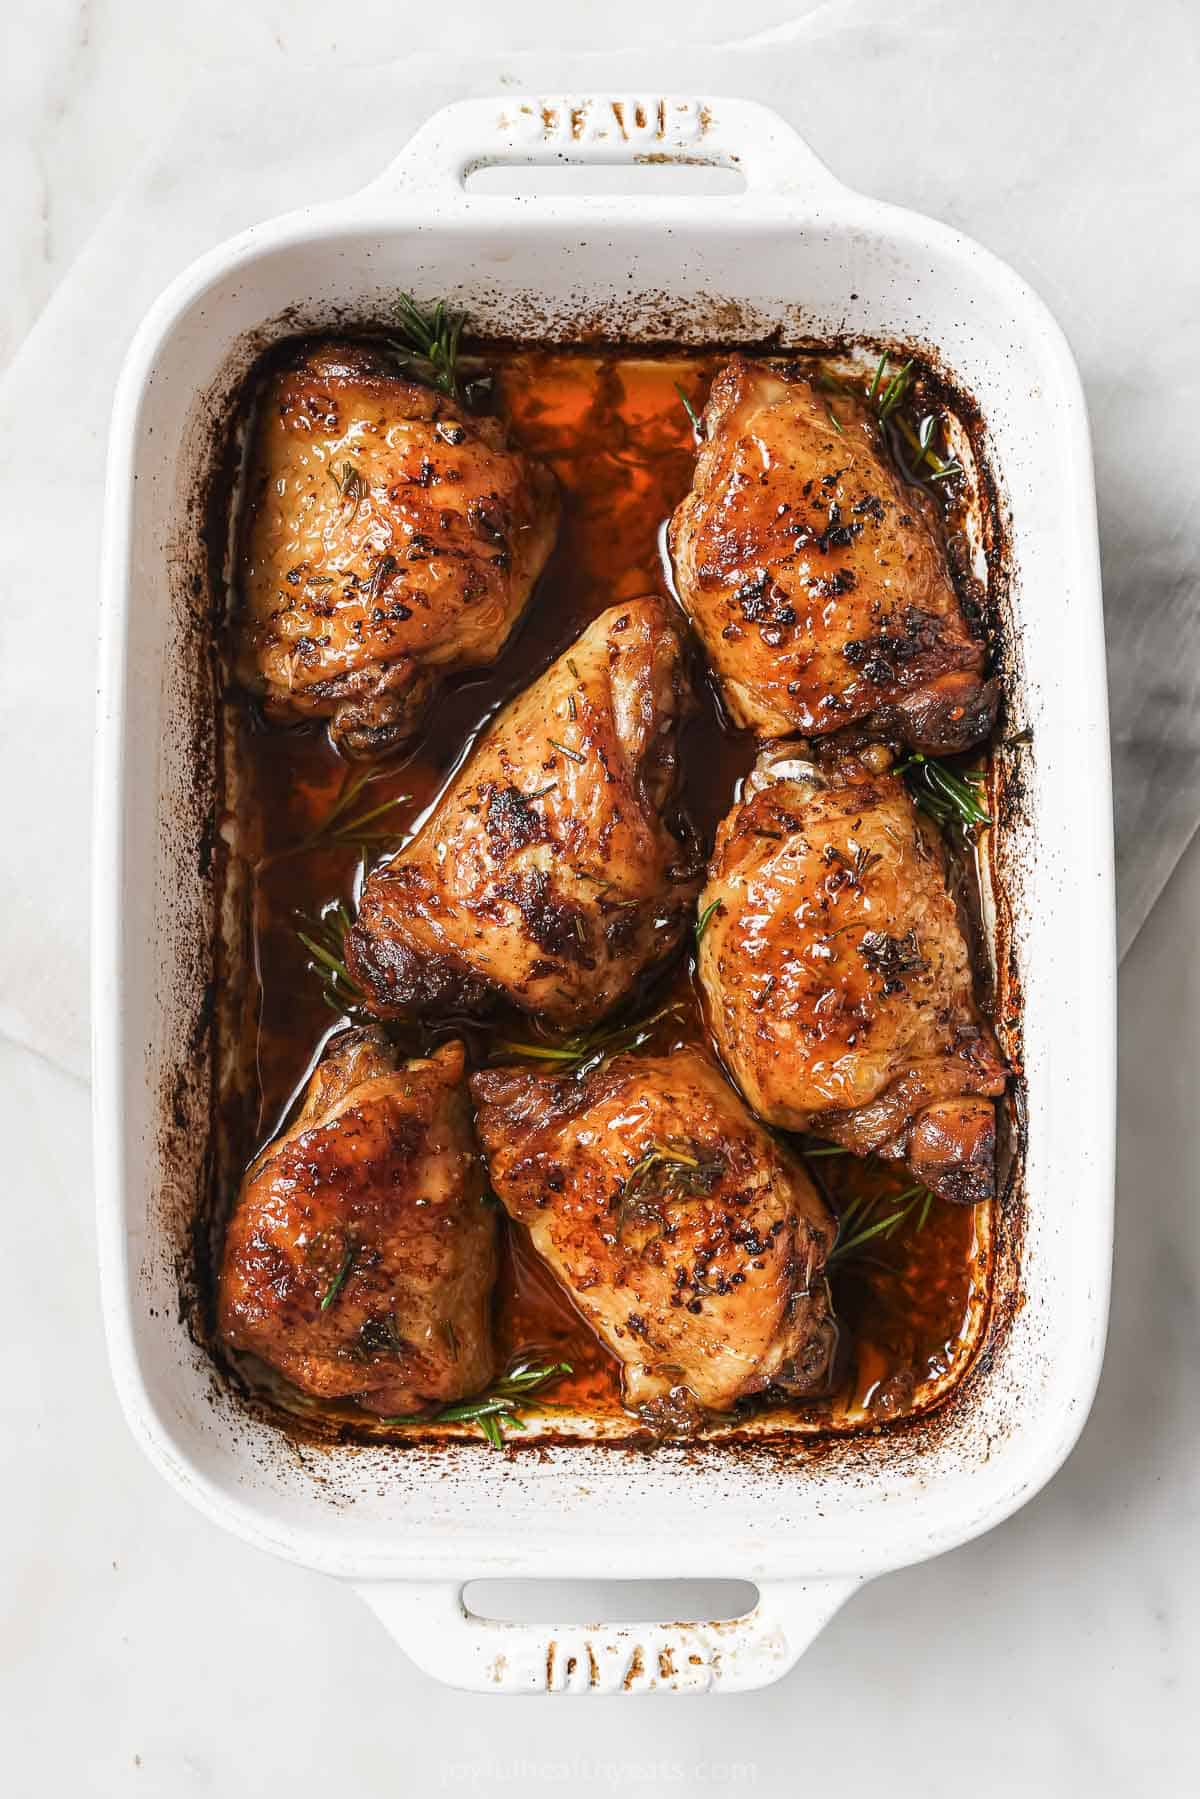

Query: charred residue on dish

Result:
[149,405,232,1358]
[150,314,302,1377]
[156,293,1027,1476]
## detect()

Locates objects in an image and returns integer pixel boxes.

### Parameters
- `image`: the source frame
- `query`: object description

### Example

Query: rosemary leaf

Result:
[892,412,963,481]
[828,1183,932,1264]
[319,1243,355,1313]
[867,353,962,480]
[830,1207,907,1262]
[379,1356,572,1447]
[295,930,352,985]
[295,903,367,1009]
[327,461,366,504]
[877,358,915,424]
[831,1190,871,1240]
[316,767,375,831]
[490,1039,584,1063]
[494,1002,681,1076]
[286,770,411,857]
[328,793,410,839]
[695,899,720,945]
[675,382,702,436]
[621,1139,725,1207]
[896,752,991,830]
[390,293,468,401]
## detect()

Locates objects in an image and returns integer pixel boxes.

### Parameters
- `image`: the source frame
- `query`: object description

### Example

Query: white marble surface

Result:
[2,3,1198,1791]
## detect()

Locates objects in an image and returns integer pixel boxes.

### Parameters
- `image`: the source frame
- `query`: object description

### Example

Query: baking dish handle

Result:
[353,1576,861,1694]
[356,94,841,205]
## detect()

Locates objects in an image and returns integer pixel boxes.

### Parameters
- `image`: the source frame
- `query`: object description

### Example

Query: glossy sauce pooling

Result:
[232,347,990,1434]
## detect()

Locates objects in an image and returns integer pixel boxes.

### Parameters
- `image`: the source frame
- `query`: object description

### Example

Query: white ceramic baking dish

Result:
[93,95,1114,1694]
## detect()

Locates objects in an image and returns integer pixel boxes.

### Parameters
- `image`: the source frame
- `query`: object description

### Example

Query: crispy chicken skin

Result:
[471,1047,838,1432]
[346,599,700,1027]
[697,747,1007,1203]
[236,341,559,756]
[668,356,997,752]
[218,1030,497,1413]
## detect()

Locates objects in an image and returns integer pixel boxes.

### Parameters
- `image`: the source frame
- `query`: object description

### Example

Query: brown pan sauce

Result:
[231,348,990,1435]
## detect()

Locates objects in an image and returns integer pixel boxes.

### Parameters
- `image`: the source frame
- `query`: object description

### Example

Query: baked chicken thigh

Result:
[236,340,558,756]
[668,355,996,752]
[346,599,700,1026]
[472,1046,838,1433]
[219,1030,497,1413]
[697,747,1007,1203]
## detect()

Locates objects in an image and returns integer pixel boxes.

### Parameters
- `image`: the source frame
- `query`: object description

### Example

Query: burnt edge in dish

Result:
[157,298,1028,1467]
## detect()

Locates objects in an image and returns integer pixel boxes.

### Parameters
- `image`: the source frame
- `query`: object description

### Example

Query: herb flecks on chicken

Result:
[472,1045,838,1435]
[345,598,701,1029]
[668,354,996,752]
[218,1030,498,1413]
[236,338,558,757]
[696,745,1007,1204]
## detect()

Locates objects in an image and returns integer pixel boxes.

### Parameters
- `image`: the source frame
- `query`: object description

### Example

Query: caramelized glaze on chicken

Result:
[218,1030,497,1413]
[346,599,700,1027]
[472,1046,838,1432]
[236,341,559,755]
[669,355,996,752]
[697,747,1007,1203]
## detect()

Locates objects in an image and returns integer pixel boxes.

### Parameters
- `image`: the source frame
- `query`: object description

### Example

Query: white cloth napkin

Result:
[3,10,1196,1082]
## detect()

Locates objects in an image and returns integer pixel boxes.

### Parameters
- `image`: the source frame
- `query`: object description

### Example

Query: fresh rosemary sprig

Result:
[871,353,914,424]
[868,352,963,481]
[381,1355,573,1447]
[803,1144,849,1159]
[817,355,962,482]
[389,293,467,400]
[493,1002,681,1075]
[827,1183,933,1264]
[295,901,366,1012]
[895,752,991,831]
[622,1139,725,1205]
[295,768,411,854]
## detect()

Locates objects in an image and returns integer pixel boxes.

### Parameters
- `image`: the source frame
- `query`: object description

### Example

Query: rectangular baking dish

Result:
[93,94,1114,1694]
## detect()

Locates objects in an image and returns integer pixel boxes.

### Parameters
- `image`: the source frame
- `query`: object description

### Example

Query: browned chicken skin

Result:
[668,355,996,752]
[236,341,559,756]
[218,1030,497,1413]
[346,598,700,1027]
[472,1046,838,1432]
[697,747,1007,1203]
